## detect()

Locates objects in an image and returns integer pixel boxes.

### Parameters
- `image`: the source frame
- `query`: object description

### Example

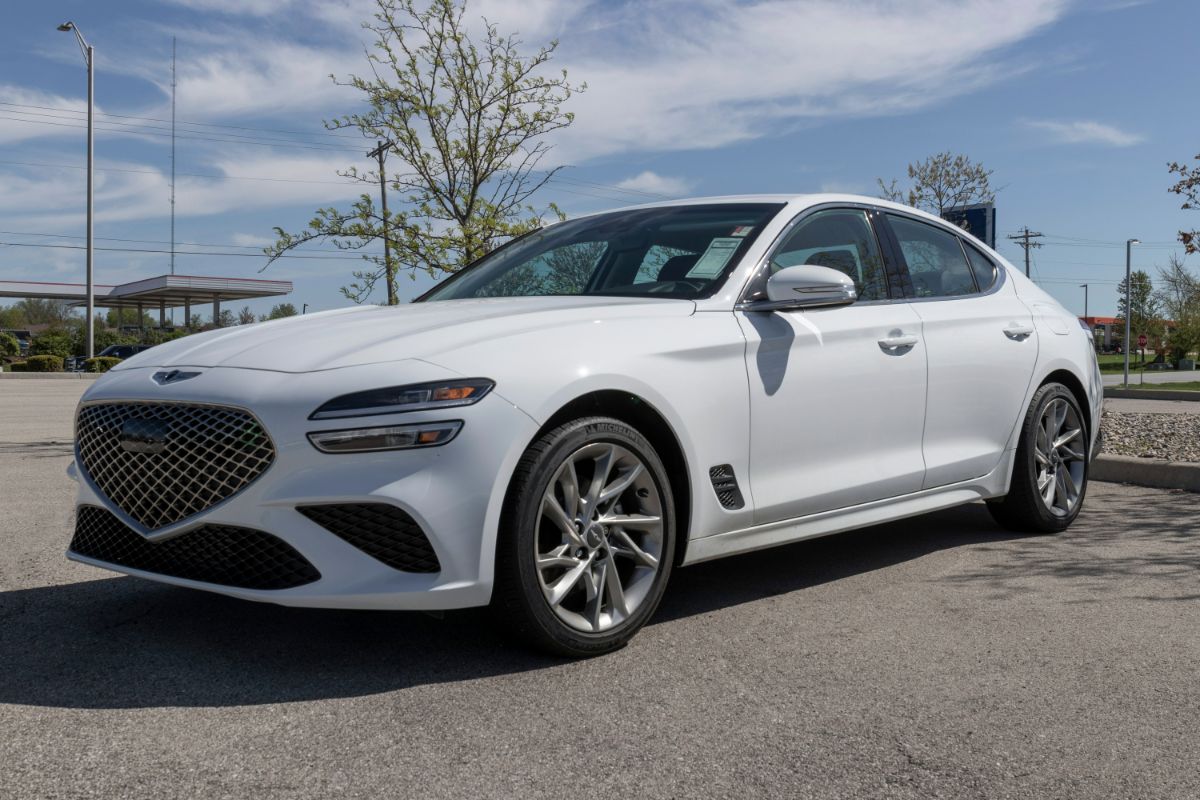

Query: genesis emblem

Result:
[118,418,170,455]
[152,370,200,385]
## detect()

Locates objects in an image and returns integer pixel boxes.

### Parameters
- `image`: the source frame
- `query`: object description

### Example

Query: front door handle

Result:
[1003,324,1034,340]
[878,333,919,351]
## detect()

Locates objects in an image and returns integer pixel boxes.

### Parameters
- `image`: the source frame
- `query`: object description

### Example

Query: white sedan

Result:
[67,194,1102,656]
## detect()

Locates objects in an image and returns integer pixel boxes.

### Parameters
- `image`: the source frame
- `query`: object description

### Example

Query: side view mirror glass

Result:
[761,265,858,310]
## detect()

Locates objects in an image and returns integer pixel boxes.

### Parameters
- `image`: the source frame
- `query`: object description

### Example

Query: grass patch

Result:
[1117,381,1200,392]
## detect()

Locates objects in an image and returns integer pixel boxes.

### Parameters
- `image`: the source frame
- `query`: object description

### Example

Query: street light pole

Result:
[1124,239,1139,388]
[1079,283,1090,349]
[58,21,95,359]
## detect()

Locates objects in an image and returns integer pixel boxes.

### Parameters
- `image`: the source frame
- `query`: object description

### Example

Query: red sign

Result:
[1137,334,1148,348]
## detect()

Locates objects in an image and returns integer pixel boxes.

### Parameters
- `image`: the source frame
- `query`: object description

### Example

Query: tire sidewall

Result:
[506,417,676,655]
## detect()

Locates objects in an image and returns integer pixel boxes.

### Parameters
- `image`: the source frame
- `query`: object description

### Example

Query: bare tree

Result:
[878,152,995,215]
[1169,154,1200,253]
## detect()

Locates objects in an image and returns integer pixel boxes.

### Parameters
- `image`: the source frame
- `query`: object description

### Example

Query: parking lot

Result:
[2,379,1198,799]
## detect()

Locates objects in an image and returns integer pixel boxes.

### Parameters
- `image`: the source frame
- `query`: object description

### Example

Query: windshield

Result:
[419,203,785,302]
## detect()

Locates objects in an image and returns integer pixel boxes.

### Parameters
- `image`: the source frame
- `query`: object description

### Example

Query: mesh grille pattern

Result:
[76,402,275,530]
[70,506,320,590]
[298,503,441,573]
[709,464,745,510]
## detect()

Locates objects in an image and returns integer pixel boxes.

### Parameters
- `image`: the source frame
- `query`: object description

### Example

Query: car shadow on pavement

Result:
[0,503,1025,710]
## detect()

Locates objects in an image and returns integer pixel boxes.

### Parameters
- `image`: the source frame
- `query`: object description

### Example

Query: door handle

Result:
[1003,324,1034,340]
[878,333,919,351]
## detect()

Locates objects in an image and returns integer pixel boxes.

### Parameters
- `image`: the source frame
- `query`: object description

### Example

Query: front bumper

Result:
[68,362,539,610]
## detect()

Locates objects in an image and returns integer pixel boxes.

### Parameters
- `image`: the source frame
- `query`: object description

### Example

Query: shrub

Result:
[8,361,29,372]
[30,330,74,360]
[24,354,64,372]
[0,332,18,357]
[83,356,122,373]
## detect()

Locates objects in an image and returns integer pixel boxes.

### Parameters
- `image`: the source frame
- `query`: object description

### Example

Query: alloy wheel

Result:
[534,442,665,633]
[1034,397,1086,517]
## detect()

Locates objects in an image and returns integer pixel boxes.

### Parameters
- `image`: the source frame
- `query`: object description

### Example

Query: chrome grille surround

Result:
[75,401,276,532]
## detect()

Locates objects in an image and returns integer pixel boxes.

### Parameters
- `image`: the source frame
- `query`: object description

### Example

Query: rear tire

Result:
[493,416,675,657]
[987,382,1089,533]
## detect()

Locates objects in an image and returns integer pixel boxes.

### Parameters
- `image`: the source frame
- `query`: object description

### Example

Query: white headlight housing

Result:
[307,420,463,453]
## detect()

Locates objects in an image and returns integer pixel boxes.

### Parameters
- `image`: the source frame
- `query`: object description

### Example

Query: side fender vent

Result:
[709,464,745,510]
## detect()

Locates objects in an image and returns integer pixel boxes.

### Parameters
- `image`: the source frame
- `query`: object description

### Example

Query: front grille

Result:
[76,402,275,531]
[70,506,320,590]
[298,503,441,573]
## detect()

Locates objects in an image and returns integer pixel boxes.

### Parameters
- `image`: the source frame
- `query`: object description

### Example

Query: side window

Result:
[964,243,999,292]
[887,215,978,298]
[770,209,888,301]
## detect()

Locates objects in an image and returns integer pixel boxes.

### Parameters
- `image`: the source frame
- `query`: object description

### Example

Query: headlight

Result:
[308,420,463,453]
[309,378,494,420]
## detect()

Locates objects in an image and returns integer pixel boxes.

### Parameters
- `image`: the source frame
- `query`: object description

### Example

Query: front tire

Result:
[494,417,675,657]
[988,382,1089,533]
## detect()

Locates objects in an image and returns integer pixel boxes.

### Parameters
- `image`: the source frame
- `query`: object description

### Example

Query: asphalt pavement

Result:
[2,379,1199,799]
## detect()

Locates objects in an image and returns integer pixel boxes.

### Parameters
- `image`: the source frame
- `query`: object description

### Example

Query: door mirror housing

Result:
[753,265,858,311]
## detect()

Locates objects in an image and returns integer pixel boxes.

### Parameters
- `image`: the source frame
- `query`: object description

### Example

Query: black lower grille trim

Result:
[70,506,320,590]
[297,503,441,573]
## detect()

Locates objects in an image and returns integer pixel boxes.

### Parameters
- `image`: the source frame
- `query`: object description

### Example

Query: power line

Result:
[0,240,374,260]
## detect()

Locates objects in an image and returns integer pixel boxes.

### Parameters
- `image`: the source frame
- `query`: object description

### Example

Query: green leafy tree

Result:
[878,152,995,216]
[1115,269,1164,348]
[0,305,28,328]
[265,0,582,304]
[262,303,299,321]
[1155,254,1200,361]
[11,299,75,326]
[1169,154,1200,253]
[0,331,19,357]
[30,329,75,360]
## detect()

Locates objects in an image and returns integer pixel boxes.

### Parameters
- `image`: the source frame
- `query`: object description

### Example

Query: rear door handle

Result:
[878,334,919,351]
[1003,324,1034,340]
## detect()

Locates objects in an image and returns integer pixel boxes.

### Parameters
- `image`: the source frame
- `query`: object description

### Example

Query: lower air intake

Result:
[297,503,441,573]
[70,505,320,590]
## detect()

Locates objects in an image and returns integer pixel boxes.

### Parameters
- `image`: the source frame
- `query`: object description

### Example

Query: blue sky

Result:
[0,0,1194,318]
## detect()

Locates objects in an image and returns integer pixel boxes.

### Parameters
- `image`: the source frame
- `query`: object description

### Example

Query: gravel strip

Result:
[1102,410,1200,462]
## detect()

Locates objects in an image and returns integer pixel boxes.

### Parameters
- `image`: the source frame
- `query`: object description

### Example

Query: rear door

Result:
[882,213,1038,488]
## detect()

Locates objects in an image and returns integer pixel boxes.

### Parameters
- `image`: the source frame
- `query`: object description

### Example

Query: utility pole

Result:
[367,140,397,306]
[1079,283,1093,351]
[170,36,176,277]
[1006,227,1043,278]
[58,21,95,359]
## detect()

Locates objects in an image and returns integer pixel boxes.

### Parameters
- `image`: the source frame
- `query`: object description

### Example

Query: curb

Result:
[1105,388,1200,402]
[1092,454,1200,493]
[0,372,101,380]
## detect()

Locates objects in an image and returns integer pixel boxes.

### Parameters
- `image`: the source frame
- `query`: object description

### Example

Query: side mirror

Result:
[759,265,857,310]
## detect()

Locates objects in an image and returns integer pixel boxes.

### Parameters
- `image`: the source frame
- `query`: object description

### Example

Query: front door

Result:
[736,208,928,525]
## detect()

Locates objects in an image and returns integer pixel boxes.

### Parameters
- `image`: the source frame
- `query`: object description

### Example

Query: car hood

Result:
[116,296,696,373]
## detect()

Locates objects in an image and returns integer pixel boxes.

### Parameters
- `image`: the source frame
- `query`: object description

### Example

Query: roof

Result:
[0,274,293,310]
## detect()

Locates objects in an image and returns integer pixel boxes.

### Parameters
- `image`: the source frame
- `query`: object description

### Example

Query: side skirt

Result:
[682,450,1014,566]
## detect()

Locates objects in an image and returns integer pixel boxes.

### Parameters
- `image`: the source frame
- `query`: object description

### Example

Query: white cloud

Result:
[230,232,276,247]
[819,180,868,195]
[613,171,693,198]
[1025,119,1144,146]
[158,0,301,15]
